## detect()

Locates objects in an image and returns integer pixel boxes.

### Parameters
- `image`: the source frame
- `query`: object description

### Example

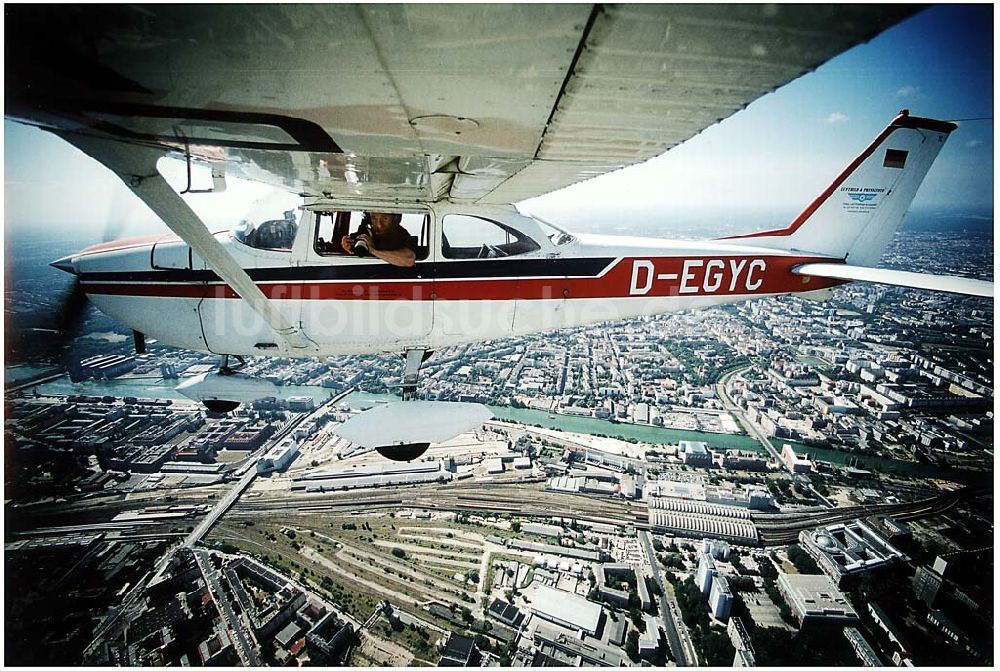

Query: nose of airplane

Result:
[50,255,77,275]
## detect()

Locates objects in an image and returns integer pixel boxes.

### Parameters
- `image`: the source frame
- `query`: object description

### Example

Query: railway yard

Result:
[6,418,992,667]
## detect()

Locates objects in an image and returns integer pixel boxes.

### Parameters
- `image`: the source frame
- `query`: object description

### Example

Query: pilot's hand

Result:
[340,235,354,254]
[356,233,374,250]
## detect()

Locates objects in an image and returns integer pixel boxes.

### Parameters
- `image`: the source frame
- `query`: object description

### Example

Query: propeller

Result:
[48,258,90,355]
[47,183,137,357]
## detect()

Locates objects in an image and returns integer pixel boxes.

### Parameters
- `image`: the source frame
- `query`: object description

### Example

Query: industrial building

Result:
[77,354,138,380]
[522,522,562,538]
[257,438,299,474]
[799,520,909,586]
[648,496,752,520]
[679,440,712,467]
[646,473,772,510]
[511,540,602,562]
[487,599,525,629]
[160,462,227,475]
[529,586,603,636]
[709,575,733,620]
[291,460,451,492]
[781,444,813,473]
[531,620,625,667]
[649,509,758,543]
[439,632,479,667]
[777,573,858,625]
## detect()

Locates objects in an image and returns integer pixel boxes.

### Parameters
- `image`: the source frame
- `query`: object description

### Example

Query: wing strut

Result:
[55,131,319,354]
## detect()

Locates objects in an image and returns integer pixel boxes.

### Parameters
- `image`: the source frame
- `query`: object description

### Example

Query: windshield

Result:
[530,213,576,246]
[234,212,298,251]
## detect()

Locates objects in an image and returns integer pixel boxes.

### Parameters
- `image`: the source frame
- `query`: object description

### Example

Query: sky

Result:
[3,4,993,240]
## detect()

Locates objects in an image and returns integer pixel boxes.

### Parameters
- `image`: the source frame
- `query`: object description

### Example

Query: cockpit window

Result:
[441,214,540,259]
[234,211,298,251]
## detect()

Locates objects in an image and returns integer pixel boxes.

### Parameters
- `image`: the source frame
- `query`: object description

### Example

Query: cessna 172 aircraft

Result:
[7,5,992,460]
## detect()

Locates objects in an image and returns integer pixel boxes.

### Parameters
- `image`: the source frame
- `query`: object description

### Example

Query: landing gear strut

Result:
[400,348,432,400]
[218,354,246,376]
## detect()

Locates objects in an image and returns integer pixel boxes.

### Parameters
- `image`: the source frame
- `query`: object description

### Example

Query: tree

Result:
[510,521,521,532]
[625,631,640,661]
[392,547,406,559]
[629,607,643,627]
[787,545,821,575]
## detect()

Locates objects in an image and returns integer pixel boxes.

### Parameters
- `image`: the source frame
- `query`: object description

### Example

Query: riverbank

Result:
[14,373,989,486]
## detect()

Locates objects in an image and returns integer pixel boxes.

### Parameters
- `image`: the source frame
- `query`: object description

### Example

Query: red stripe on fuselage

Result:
[81,255,844,300]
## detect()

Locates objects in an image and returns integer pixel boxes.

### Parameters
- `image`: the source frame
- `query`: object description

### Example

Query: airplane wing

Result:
[6,4,916,205]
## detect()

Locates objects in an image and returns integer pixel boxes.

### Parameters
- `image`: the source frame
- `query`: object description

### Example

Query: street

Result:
[639,530,697,666]
[194,548,261,666]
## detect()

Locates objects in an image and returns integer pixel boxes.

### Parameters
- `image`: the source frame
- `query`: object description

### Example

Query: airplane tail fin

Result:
[722,110,957,266]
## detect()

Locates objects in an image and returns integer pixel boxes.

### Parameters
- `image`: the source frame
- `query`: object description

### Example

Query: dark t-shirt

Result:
[373,224,417,254]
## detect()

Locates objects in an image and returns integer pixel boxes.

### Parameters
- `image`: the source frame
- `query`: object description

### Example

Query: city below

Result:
[5,222,994,667]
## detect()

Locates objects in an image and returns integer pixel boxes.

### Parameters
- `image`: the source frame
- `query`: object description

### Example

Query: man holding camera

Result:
[340,212,417,268]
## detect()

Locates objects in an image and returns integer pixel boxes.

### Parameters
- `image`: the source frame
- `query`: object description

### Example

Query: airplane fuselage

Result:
[62,203,844,357]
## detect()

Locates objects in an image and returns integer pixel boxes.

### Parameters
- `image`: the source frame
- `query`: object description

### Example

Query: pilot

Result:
[341,212,416,268]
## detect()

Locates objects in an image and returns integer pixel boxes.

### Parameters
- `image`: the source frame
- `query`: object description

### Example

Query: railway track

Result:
[220,480,989,549]
[756,487,983,544]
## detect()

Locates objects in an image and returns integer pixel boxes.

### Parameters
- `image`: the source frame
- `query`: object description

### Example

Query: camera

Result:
[349,220,373,257]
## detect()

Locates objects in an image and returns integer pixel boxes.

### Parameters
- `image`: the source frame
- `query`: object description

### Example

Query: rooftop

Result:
[530,586,603,635]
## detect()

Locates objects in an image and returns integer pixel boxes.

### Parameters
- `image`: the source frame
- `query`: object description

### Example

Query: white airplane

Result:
[7,6,992,460]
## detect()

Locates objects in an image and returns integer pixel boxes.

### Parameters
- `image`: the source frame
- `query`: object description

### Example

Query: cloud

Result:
[896,85,921,98]
[966,139,982,148]
[825,112,849,124]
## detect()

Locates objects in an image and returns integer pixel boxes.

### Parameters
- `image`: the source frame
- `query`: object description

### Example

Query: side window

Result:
[314,211,430,261]
[314,212,351,255]
[441,215,540,259]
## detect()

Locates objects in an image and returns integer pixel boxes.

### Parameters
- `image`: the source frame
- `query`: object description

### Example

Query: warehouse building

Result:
[291,460,450,492]
[258,438,300,474]
[529,586,603,636]
[777,573,858,626]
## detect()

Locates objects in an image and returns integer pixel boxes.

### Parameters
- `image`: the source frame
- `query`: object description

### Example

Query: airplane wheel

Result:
[376,443,430,462]
[203,399,240,413]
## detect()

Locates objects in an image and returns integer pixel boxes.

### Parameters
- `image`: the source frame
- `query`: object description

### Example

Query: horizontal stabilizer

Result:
[334,401,493,450]
[794,263,993,298]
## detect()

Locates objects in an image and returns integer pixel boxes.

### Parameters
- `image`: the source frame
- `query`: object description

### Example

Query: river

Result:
[16,373,989,485]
